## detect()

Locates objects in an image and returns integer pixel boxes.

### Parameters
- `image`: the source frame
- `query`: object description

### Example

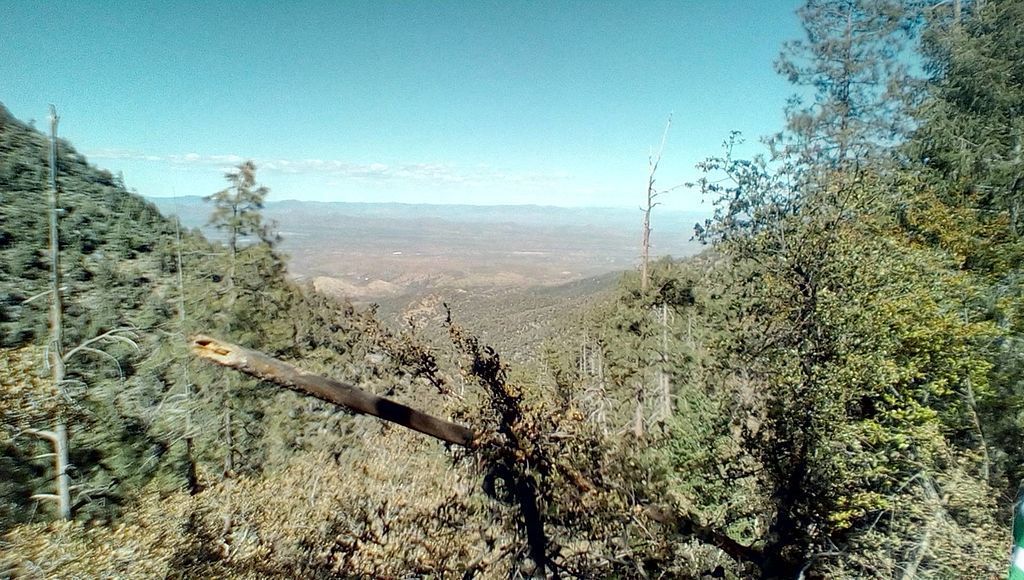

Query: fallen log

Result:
[189,335,478,448]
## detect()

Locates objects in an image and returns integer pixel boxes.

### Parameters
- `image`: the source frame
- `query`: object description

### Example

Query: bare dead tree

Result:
[175,218,200,494]
[640,114,683,293]
[29,105,72,520]
[657,301,673,422]
[636,115,687,436]
[26,106,139,520]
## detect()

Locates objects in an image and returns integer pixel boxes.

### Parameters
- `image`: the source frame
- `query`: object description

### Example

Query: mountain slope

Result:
[0,105,177,348]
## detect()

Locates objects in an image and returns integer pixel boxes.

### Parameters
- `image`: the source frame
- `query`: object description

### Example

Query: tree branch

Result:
[64,327,139,362]
[672,511,764,569]
[189,335,478,447]
[24,428,59,444]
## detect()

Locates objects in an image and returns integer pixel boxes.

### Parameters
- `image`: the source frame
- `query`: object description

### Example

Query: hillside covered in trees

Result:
[2,0,1023,578]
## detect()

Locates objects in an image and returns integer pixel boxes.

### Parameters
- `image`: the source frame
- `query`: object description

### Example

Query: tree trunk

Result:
[223,400,234,477]
[658,302,671,421]
[174,218,200,494]
[641,202,652,293]
[54,424,70,519]
[26,427,70,520]
[641,115,672,294]
[47,106,71,521]
[964,374,991,481]
[633,381,645,438]
[191,335,477,447]
[900,476,942,580]
[761,482,807,579]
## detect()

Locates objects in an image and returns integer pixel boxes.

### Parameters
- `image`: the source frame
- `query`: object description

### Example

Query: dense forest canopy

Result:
[1,0,1022,578]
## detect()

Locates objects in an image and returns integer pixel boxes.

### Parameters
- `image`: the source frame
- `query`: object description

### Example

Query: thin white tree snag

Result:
[189,335,478,448]
[46,105,71,521]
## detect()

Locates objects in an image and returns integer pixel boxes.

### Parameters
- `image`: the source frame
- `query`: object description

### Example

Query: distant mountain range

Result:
[149,195,710,303]
[150,196,708,238]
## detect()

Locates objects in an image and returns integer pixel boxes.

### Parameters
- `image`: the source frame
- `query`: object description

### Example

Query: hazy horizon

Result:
[145,192,714,213]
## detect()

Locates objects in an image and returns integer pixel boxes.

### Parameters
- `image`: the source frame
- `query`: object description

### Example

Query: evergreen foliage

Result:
[1,0,1021,576]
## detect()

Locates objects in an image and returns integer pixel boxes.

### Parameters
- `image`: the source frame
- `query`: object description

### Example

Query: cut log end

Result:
[190,334,239,363]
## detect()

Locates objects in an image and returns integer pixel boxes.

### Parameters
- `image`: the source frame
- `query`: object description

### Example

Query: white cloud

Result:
[85,148,572,189]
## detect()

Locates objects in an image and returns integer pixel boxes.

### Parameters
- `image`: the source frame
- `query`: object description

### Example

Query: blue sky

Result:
[1,1,803,210]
